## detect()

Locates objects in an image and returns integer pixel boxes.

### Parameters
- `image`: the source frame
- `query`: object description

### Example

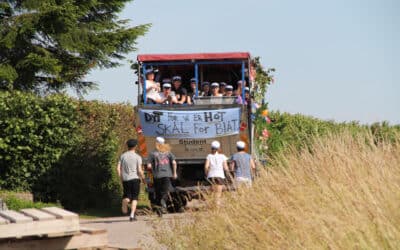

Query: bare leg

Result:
[214,184,223,206]
[130,200,138,218]
[122,198,130,214]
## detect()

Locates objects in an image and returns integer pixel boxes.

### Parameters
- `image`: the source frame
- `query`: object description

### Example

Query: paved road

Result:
[80,200,204,249]
[80,214,164,249]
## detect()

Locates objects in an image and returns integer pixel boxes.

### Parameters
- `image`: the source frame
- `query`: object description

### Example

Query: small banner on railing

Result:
[139,108,241,138]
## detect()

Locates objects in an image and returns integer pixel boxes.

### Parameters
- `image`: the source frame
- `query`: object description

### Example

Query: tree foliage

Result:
[0,0,149,94]
[251,56,275,105]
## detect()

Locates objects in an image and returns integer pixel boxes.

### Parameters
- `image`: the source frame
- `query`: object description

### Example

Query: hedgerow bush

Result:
[0,91,135,210]
[49,101,135,210]
[0,91,78,191]
[254,109,400,160]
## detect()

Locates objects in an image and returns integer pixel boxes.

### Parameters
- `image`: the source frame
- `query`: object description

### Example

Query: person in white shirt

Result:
[159,83,178,105]
[210,82,223,97]
[204,141,228,206]
[144,68,162,103]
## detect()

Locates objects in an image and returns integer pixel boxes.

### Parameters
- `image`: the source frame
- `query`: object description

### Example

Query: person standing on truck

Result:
[204,141,229,206]
[224,85,234,96]
[159,83,178,105]
[219,82,227,94]
[144,68,162,104]
[117,139,144,221]
[230,141,256,188]
[147,137,178,215]
[210,82,223,97]
[200,81,211,96]
[172,76,188,104]
[235,80,248,105]
[187,77,197,105]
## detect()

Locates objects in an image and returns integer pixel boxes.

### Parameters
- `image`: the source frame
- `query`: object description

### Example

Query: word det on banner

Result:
[139,108,241,138]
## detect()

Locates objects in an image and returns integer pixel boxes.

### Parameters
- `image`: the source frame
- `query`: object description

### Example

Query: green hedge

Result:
[0,91,78,191]
[0,91,135,210]
[49,101,135,210]
[255,109,400,160]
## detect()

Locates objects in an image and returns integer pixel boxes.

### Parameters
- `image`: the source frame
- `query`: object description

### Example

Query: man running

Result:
[117,139,144,221]
[230,141,256,187]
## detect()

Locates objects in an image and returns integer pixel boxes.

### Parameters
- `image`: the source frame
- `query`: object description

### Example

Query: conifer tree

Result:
[0,0,149,94]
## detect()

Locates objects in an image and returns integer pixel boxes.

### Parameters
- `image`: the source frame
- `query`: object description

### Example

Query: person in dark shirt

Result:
[224,85,234,96]
[187,77,197,105]
[147,137,177,215]
[172,76,188,104]
[200,81,211,97]
[219,82,227,95]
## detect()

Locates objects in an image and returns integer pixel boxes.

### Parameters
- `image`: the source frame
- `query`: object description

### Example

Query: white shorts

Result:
[235,177,252,187]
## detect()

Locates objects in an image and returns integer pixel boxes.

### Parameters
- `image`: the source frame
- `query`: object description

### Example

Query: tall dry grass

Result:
[153,132,400,249]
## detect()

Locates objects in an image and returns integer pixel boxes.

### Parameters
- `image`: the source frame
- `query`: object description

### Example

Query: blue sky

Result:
[81,0,400,124]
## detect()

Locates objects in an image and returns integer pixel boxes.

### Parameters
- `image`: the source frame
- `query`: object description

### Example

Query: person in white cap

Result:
[159,83,178,105]
[204,140,229,206]
[144,68,162,104]
[230,141,256,187]
[147,137,178,215]
[224,85,234,97]
[186,77,197,105]
[210,82,223,97]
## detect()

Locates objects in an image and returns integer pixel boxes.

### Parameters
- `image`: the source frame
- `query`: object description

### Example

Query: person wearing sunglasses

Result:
[224,85,234,97]
[210,82,223,97]
[159,83,178,105]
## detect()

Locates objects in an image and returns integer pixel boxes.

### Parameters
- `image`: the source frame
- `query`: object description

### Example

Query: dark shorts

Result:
[123,179,141,201]
[208,177,225,185]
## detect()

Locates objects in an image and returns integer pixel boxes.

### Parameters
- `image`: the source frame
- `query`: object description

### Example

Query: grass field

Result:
[154,131,400,249]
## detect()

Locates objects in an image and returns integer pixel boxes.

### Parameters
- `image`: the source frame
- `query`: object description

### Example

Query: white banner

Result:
[139,108,241,138]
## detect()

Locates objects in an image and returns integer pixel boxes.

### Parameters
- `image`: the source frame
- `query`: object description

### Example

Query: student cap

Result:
[211,141,220,149]
[156,137,165,144]
[236,141,246,149]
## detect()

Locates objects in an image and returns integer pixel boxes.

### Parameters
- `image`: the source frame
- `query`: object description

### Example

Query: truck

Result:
[134,52,255,211]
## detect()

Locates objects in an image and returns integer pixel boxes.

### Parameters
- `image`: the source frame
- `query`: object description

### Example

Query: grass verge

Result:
[153,131,400,249]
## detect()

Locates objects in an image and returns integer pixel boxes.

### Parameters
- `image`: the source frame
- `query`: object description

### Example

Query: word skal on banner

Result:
[139,108,241,138]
